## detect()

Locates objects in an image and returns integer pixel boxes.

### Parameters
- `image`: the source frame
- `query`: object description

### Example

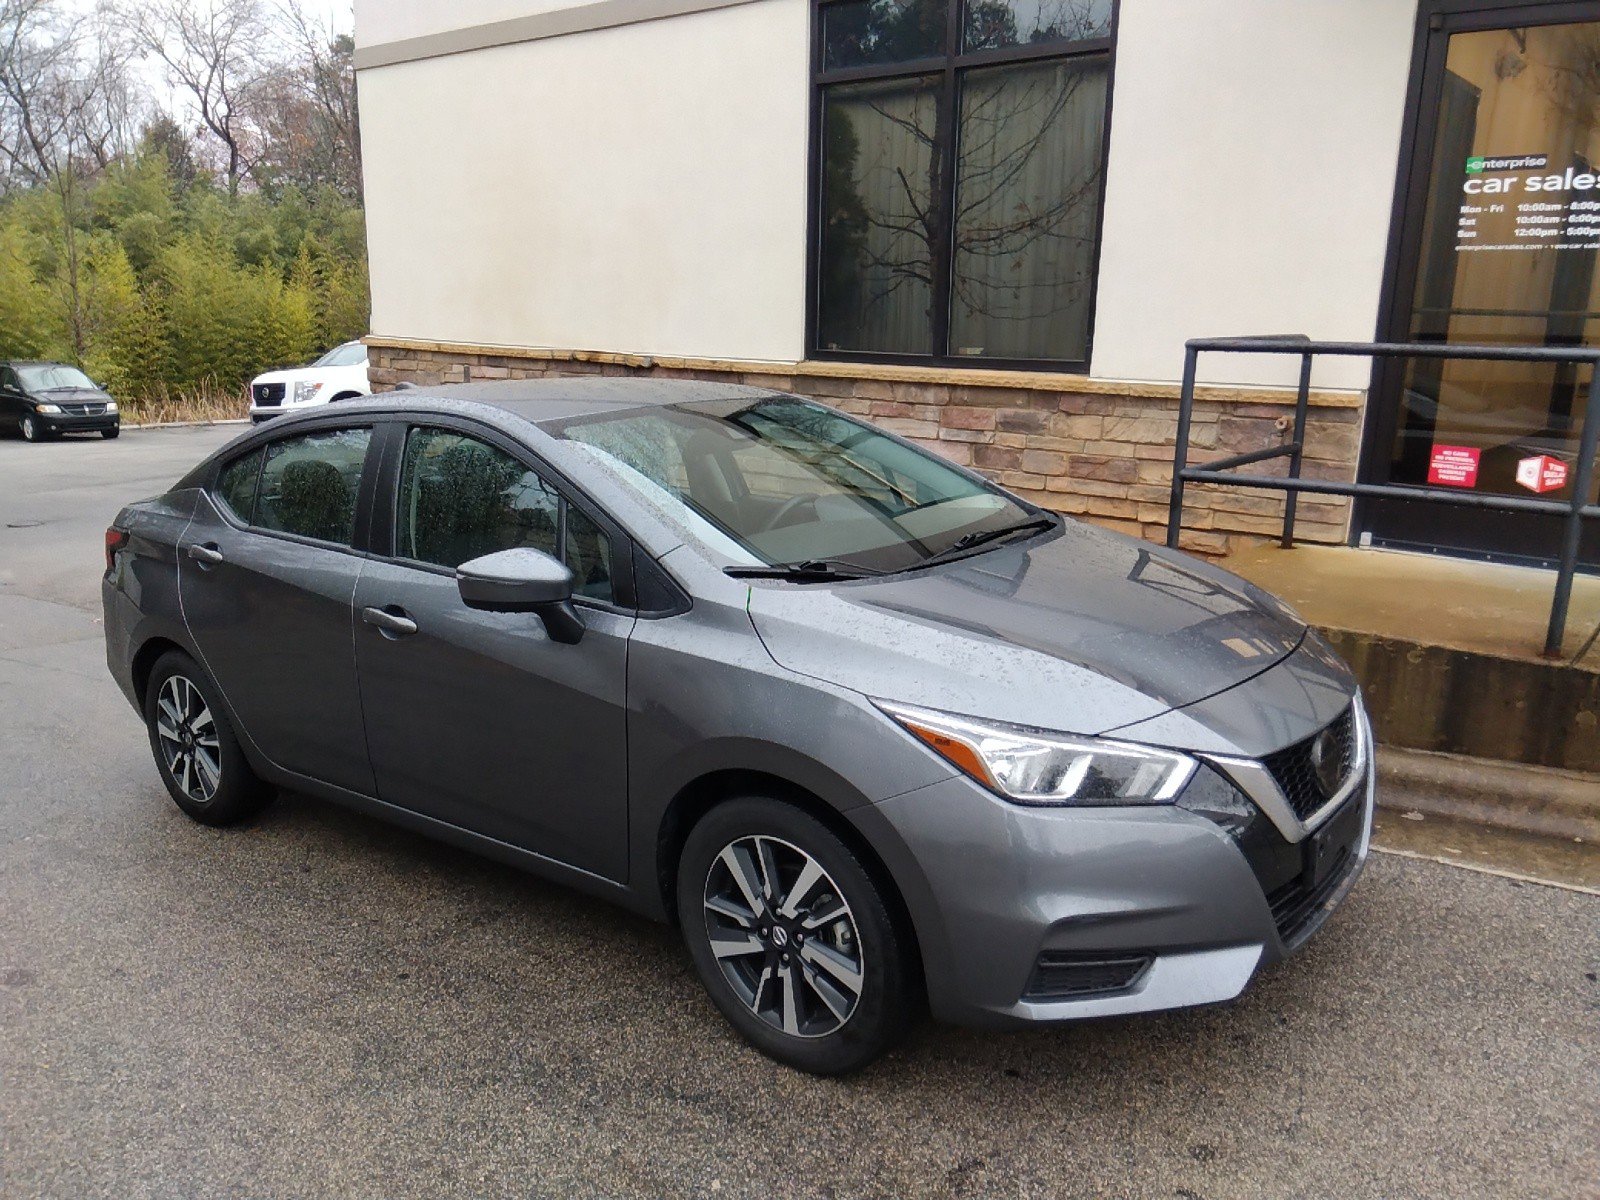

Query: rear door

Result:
[351,419,634,880]
[179,423,379,795]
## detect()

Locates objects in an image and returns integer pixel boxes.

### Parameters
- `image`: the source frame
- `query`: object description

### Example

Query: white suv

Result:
[248,341,370,423]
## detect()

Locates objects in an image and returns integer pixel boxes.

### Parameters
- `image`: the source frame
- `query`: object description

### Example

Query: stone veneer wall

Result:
[368,339,1365,557]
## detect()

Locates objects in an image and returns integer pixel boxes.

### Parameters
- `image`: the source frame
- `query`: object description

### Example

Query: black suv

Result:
[0,361,121,442]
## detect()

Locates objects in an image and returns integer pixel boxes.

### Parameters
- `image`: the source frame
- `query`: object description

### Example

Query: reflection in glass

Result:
[817,76,940,355]
[821,0,944,69]
[963,0,1112,52]
[950,57,1107,361]
[1393,22,1600,506]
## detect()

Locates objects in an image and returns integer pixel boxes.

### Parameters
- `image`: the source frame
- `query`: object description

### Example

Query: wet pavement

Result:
[2,426,1597,1198]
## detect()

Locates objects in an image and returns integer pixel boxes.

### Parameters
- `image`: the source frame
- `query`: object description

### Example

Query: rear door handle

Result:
[186,542,224,565]
[361,605,418,637]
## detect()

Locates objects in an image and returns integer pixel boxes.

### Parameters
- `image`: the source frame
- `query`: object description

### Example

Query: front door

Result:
[352,422,633,881]
[1364,4,1600,566]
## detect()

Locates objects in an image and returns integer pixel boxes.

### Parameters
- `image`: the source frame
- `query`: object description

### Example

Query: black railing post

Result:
[1545,362,1600,658]
[1281,352,1313,549]
[1166,344,1199,549]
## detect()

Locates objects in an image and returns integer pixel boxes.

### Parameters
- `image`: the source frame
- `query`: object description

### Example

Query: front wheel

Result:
[677,797,917,1075]
[144,651,272,825]
[20,414,44,442]
[101,427,120,439]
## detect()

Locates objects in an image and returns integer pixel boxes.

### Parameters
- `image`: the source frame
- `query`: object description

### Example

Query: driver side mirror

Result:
[456,547,585,644]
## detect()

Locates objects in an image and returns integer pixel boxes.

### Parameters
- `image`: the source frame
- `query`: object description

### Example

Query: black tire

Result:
[143,650,272,826]
[677,796,916,1075]
[20,414,43,442]
[101,427,120,439]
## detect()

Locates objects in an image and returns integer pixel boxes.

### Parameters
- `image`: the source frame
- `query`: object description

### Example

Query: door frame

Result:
[1357,0,1600,558]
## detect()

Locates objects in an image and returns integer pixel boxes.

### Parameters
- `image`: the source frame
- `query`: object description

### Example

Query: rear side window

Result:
[397,426,614,603]
[254,427,372,545]
[216,449,264,521]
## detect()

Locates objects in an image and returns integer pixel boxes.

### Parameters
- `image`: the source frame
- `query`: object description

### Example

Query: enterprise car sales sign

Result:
[1456,153,1600,252]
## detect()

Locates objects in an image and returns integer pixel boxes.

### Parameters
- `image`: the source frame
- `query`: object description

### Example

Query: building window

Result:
[813,0,1114,369]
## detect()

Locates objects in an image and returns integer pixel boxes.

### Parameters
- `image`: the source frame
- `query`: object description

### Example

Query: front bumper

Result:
[37,411,119,434]
[860,708,1375,1029]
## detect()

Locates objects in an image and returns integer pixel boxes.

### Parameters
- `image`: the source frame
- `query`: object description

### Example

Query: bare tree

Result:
[121,0,277,195]
[274,1,360,199]
[0,0,135,187]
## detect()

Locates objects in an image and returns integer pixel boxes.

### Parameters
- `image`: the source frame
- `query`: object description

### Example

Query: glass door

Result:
[1364,6,1600,567]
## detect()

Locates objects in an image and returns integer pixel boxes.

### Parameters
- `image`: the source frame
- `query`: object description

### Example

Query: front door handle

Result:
[361,605,418,638]
[186,542,224,565]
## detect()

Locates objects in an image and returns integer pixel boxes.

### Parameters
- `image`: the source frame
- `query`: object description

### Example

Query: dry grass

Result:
[119,379,251,426]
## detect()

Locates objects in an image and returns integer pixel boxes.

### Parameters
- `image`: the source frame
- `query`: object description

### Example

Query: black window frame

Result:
[371,414,641,615]
[206,418,382,554]
[806,0,1119,374]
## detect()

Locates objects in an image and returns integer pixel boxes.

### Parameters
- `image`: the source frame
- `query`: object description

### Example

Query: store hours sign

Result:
[1457,152,1600,251]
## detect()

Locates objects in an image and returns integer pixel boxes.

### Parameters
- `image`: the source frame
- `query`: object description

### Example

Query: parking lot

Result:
[1,424,1596,1198]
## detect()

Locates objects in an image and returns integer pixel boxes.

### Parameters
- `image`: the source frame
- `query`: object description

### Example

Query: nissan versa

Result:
[102,379,1374,1074]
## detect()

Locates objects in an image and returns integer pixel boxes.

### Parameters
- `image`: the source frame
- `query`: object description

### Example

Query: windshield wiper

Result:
[916,515,1058,569]
[724,558,881,582]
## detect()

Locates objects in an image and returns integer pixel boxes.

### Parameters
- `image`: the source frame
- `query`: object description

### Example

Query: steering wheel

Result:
[761,492,823,533]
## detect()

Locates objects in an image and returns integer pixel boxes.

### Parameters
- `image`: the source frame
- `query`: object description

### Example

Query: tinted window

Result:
[564,504,613,601]
[216,448,264,522]
[255,427,371,544]
[398,427,615,604]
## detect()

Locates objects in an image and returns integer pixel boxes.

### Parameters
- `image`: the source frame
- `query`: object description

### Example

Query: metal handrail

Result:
[1165,336,1600,659]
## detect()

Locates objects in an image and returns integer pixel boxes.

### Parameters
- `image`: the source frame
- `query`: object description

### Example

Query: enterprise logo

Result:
[1466,153,1549,173]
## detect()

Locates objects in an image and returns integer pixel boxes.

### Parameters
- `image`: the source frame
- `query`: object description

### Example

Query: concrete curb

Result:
[1376,745,1599,843]
[125,419,250,430]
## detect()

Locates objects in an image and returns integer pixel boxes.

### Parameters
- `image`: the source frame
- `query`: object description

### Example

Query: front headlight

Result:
[104,400,117,413]
[293,381,322,404]
[34,402,61,414]
[876,700,1196,806]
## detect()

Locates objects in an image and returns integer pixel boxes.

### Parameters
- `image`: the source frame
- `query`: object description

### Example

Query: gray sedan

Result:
[101,379,1373,1074]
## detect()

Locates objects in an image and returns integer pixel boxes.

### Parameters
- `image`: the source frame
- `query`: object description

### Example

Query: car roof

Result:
[2,360,74,367]
[391,377,788,425]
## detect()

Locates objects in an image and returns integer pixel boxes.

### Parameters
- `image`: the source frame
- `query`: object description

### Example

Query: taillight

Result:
[105,526,130,573]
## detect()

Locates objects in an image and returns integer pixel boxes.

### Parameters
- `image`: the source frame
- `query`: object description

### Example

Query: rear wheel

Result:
[144,651,272,825]
[677,796,916,1075]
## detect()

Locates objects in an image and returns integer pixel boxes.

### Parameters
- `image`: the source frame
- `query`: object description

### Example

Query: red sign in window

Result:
[1515,453,1569,494]
[1427,444,1481,488]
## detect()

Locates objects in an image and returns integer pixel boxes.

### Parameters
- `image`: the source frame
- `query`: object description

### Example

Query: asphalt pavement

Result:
[1,424,1596,1199]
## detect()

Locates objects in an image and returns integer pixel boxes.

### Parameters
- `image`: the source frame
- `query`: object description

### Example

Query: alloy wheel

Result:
[702,834,864,1038]
[155,675,222,803]
[21,416,37,441]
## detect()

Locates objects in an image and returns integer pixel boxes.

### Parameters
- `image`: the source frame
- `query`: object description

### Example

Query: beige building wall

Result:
[355,0,811,363]
[1090,0,1418,390]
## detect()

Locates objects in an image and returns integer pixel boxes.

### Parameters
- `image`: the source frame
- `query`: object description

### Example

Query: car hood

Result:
[251,365,358,386]
[745,522,1307,736]
[34,386,112,403]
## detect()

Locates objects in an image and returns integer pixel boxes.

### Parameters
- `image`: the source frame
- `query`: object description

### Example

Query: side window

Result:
[398,427,560,568]
[564,504,613,601]
[255,427,371,545]
[0,366,16,391]
[398,426,615,604]
[216,448,264,522]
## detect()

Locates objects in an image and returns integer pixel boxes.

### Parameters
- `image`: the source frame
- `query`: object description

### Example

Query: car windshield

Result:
[552,397,1039,572]
[312,342,366,368]
[16,364,95,391]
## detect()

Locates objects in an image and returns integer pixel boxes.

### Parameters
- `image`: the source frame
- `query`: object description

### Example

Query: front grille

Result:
[1267,847,1355,947]
[253,382,284,406]
[59,402,104,415]
[1023,953,1153,1001]
[1262,706,1358,820]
